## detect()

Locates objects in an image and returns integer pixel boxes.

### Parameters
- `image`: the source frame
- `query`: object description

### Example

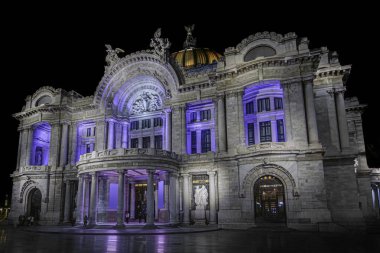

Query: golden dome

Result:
[172,48,222,68]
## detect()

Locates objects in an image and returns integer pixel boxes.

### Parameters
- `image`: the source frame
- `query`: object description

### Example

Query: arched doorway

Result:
[27,188,42,221]
[254,175,286,223]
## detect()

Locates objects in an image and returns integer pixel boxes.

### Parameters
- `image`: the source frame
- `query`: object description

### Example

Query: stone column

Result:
[182,173,190,223]
[16,129,23,169]
[164,173,169,209]
[60,123,69,167]
[304,80,319,144]
[116,170,125,227]
[107,120,114,150]
[181,105,187,154]
[70,122,78,165]
[335,89,350,149]
[217,95,227,152]
[49,123,61,166]
[83,176,90,217]
[165,109,172,151]
[64,180,71,222]
[89,172,98,226]
[237,91,245,145]
[25,127,34,166]
[76,174,84,224]
[95,120,106,151]
[146,170,155,226]
[154,178,159,220]
[169,172,178,223]
[207,172,216,223]
[130,181,136,219]
[122,123,128,148]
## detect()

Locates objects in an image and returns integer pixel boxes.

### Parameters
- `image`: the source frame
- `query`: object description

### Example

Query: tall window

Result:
[131,121,139,130]
[190,112,197,123]
[154,117,163,127]
[154,135,162,149]
[143,137,150,148]
[35,147,43,165]
[86,143,91,153]
[277,119,285,142]
[86,128,91,137]
[259,121,272,142]
[131,138,138,148]
[200,109,211,121]
[246,101,254,114]
[191,131,197,154]
[93,127,96,136]
[142,119,151,129]
[257,98,270,112]
[247,123,255,145]
[201,129,211,153]
[274,98,283,110]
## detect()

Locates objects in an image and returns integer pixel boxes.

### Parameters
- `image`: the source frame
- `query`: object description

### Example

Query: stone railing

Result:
[182,152,215,162]
[79,148,181,162]
[20,166,49,172]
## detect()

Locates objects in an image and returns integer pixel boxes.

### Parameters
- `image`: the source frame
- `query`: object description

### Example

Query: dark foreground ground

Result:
[1,225,379,253]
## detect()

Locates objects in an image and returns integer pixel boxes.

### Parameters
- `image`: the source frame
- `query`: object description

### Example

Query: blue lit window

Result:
[257,98,270,112]
[247,123,255,145]
[131,138,138,148]
[200,109,211,121]
[154,117,163,127]
[201,129,211,153]
[277,119,285,142]
[142,119,151,129]
[259,121,272,142]
[191,131,197,154]
[154,135,162,149]
[142,137,150,148]
[190,112,197,123]
[274,98,283,110]
[246,101,254,114]
[131,121,139,130]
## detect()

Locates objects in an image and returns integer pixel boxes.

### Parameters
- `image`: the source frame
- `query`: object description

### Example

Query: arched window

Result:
[244,46,276,62]
[30,123,51,165]
[35,96,52,106]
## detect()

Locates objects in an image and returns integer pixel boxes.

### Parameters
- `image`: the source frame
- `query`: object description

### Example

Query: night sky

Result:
[1,7,378,206]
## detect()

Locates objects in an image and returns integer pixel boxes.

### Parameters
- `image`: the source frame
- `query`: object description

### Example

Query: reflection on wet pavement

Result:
[0,226,379,253]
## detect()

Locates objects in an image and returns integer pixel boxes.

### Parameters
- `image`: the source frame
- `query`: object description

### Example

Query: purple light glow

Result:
[243,81,286,144]
[186,100,216,154]
[30,122,51,166]
[76,121,96,161]
[158,181,164,209]
[109,183,118,209]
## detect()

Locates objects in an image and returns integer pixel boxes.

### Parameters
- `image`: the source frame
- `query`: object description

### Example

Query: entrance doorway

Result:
[254,175,285,223]
[27,188,42,221]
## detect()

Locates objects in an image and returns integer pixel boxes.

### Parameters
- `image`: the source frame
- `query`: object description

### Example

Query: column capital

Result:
[164,107,172,113]
[89,171,98,177]
[181,173,190,178]
[207,171,216,176]
[117,170,125,175]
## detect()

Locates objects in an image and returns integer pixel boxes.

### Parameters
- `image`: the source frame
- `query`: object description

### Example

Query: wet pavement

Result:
[1,225,379,253]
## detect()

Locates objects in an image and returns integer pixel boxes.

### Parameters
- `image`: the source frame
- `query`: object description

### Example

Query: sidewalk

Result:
[21,223,220,235]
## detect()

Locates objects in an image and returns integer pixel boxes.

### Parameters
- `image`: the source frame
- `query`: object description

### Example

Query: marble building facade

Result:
[8,28,380,230]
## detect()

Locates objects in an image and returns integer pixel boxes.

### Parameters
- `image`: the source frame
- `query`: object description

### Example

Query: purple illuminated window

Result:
[190,112,197,123]
[191,131,197,154]
[143,137,150,148]
[154,117,163,127]
[201,129,211,153]
[131,121,139,130]
[86,128,91,137]
[258,98,270,112]
[260,121,272,142]
[142,119,151,129]
[246,101,254,114]
[30,123,51,166]
[86,143,91,153]
[277,119,285,142]
[274,98,283,110]
[131,138,138,148]
[154,135,162,149]
[247,123,255,145]
[93,127,96,136]
[200,109,211,121]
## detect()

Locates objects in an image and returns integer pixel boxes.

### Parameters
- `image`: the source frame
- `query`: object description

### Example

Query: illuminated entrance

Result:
[254,175,285,222]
